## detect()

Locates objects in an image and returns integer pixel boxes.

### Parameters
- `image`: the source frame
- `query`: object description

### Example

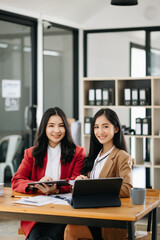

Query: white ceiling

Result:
[0,0,108,26]
[0,0,160,29]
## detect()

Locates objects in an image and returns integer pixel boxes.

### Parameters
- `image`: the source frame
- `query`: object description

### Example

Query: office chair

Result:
[0,135,22,183]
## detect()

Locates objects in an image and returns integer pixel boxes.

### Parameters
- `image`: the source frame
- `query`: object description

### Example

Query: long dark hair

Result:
[81,108,127,175]
[32,107,76,167]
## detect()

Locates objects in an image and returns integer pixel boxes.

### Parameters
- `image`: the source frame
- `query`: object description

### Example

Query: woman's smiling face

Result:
[94,114,118,151]
[46,115,66,148]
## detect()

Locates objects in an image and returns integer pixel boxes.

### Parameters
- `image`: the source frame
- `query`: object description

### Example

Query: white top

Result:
[90,146,115,179]
[45,143,61,180]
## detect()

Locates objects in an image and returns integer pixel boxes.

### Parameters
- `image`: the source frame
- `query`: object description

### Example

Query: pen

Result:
[11,195,29,198]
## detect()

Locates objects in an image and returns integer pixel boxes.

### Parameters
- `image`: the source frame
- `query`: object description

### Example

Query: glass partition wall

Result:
[0,11,37,184]
[43,24,78,119]
[150,31,160,76]
[0,21,34,141]
[84,28,160,77]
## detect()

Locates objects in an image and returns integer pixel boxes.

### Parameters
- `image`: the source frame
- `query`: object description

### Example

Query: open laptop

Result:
[70,177,123,209]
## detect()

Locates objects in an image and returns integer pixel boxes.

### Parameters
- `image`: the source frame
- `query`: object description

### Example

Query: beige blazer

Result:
[99,147,133,197]
[89,147,133,240]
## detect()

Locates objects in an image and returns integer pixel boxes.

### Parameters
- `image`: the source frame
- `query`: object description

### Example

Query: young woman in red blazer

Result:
[11,107,86,240]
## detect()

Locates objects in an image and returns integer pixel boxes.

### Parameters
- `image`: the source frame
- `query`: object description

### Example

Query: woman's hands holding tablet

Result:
[31,176,59,195]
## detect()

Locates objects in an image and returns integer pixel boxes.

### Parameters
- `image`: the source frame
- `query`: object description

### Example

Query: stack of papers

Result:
[14,195,56,206]
[14,193,72,206]
[0,183,4,196]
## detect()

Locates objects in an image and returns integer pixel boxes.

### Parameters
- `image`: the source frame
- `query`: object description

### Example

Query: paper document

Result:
[51,193,72,205]
[14,195,55,206]
[69,180,75,186]
[52,198,70,205]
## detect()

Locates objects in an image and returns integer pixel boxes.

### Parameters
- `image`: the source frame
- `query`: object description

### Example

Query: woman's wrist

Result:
[69,185,73,192]
[26,185,37,193]
[55,188,60,194]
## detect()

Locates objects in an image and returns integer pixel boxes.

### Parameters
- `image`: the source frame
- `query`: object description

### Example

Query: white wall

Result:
[87,31,145,78]
[83,0,160,29]
[88,33,130,78]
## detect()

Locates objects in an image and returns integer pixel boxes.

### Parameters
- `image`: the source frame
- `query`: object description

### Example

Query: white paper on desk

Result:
[14,195,55,206]
[51,193,72,205]
[69,180,75,186]
[52,198,70,205]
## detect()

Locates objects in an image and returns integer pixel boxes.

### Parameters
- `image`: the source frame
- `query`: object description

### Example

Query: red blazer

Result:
[11,145,86,238]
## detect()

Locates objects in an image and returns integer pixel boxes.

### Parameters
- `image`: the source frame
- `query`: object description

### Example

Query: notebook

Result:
[70,177,123,209]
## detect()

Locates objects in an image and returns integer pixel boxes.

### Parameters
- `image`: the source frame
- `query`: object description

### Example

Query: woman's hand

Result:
[35,183,59,195]
[75,175,88,180]
[39,176,53,182]
[34,176,59,195]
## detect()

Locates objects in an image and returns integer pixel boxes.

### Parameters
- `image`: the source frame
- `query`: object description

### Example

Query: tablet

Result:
[27,180,70,188]
[71,177,123,208]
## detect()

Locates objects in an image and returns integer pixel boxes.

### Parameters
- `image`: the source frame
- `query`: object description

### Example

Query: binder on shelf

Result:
[124,88,131,105]
[146,88,151,105]
[142,117,151,135]
[84,117,92,135]
[95,89,102,105]
[88,89,95,105]
[135,118,142,135]
[132,88,138,105]
[108,88,115,105]
[139,88,150,105]
[139,88,146,105]
[102,89,109,105]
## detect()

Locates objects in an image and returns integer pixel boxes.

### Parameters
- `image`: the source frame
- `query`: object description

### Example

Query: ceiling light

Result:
[111,0,138,6]
[43,50,60,56]
[0,43,8,48]
[23,47,31,52]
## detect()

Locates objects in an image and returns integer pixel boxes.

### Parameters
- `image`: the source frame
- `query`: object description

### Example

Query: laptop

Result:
[70,177,123,209]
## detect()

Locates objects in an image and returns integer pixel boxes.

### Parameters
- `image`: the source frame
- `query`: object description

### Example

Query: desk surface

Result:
[0,188,159,225]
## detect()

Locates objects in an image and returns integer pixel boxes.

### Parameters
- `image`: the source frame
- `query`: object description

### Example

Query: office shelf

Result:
[81,76,160,189]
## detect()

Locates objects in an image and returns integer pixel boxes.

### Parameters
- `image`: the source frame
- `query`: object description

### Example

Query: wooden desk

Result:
[0,188,159,240]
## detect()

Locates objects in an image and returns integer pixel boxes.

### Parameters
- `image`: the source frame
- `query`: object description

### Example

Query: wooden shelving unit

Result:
[81,76,160,189]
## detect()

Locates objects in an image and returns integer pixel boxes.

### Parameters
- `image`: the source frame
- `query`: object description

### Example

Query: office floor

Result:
[0,220,25,240]
[0,219,160,240]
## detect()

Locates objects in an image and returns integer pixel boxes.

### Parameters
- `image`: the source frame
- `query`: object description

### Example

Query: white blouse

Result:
[90,146,115,179]
[45,143,61,180]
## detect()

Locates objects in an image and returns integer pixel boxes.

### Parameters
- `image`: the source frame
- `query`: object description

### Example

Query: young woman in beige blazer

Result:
[64,108,133,240]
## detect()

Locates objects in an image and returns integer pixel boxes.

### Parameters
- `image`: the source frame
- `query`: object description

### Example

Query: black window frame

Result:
[84,26,160,77]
